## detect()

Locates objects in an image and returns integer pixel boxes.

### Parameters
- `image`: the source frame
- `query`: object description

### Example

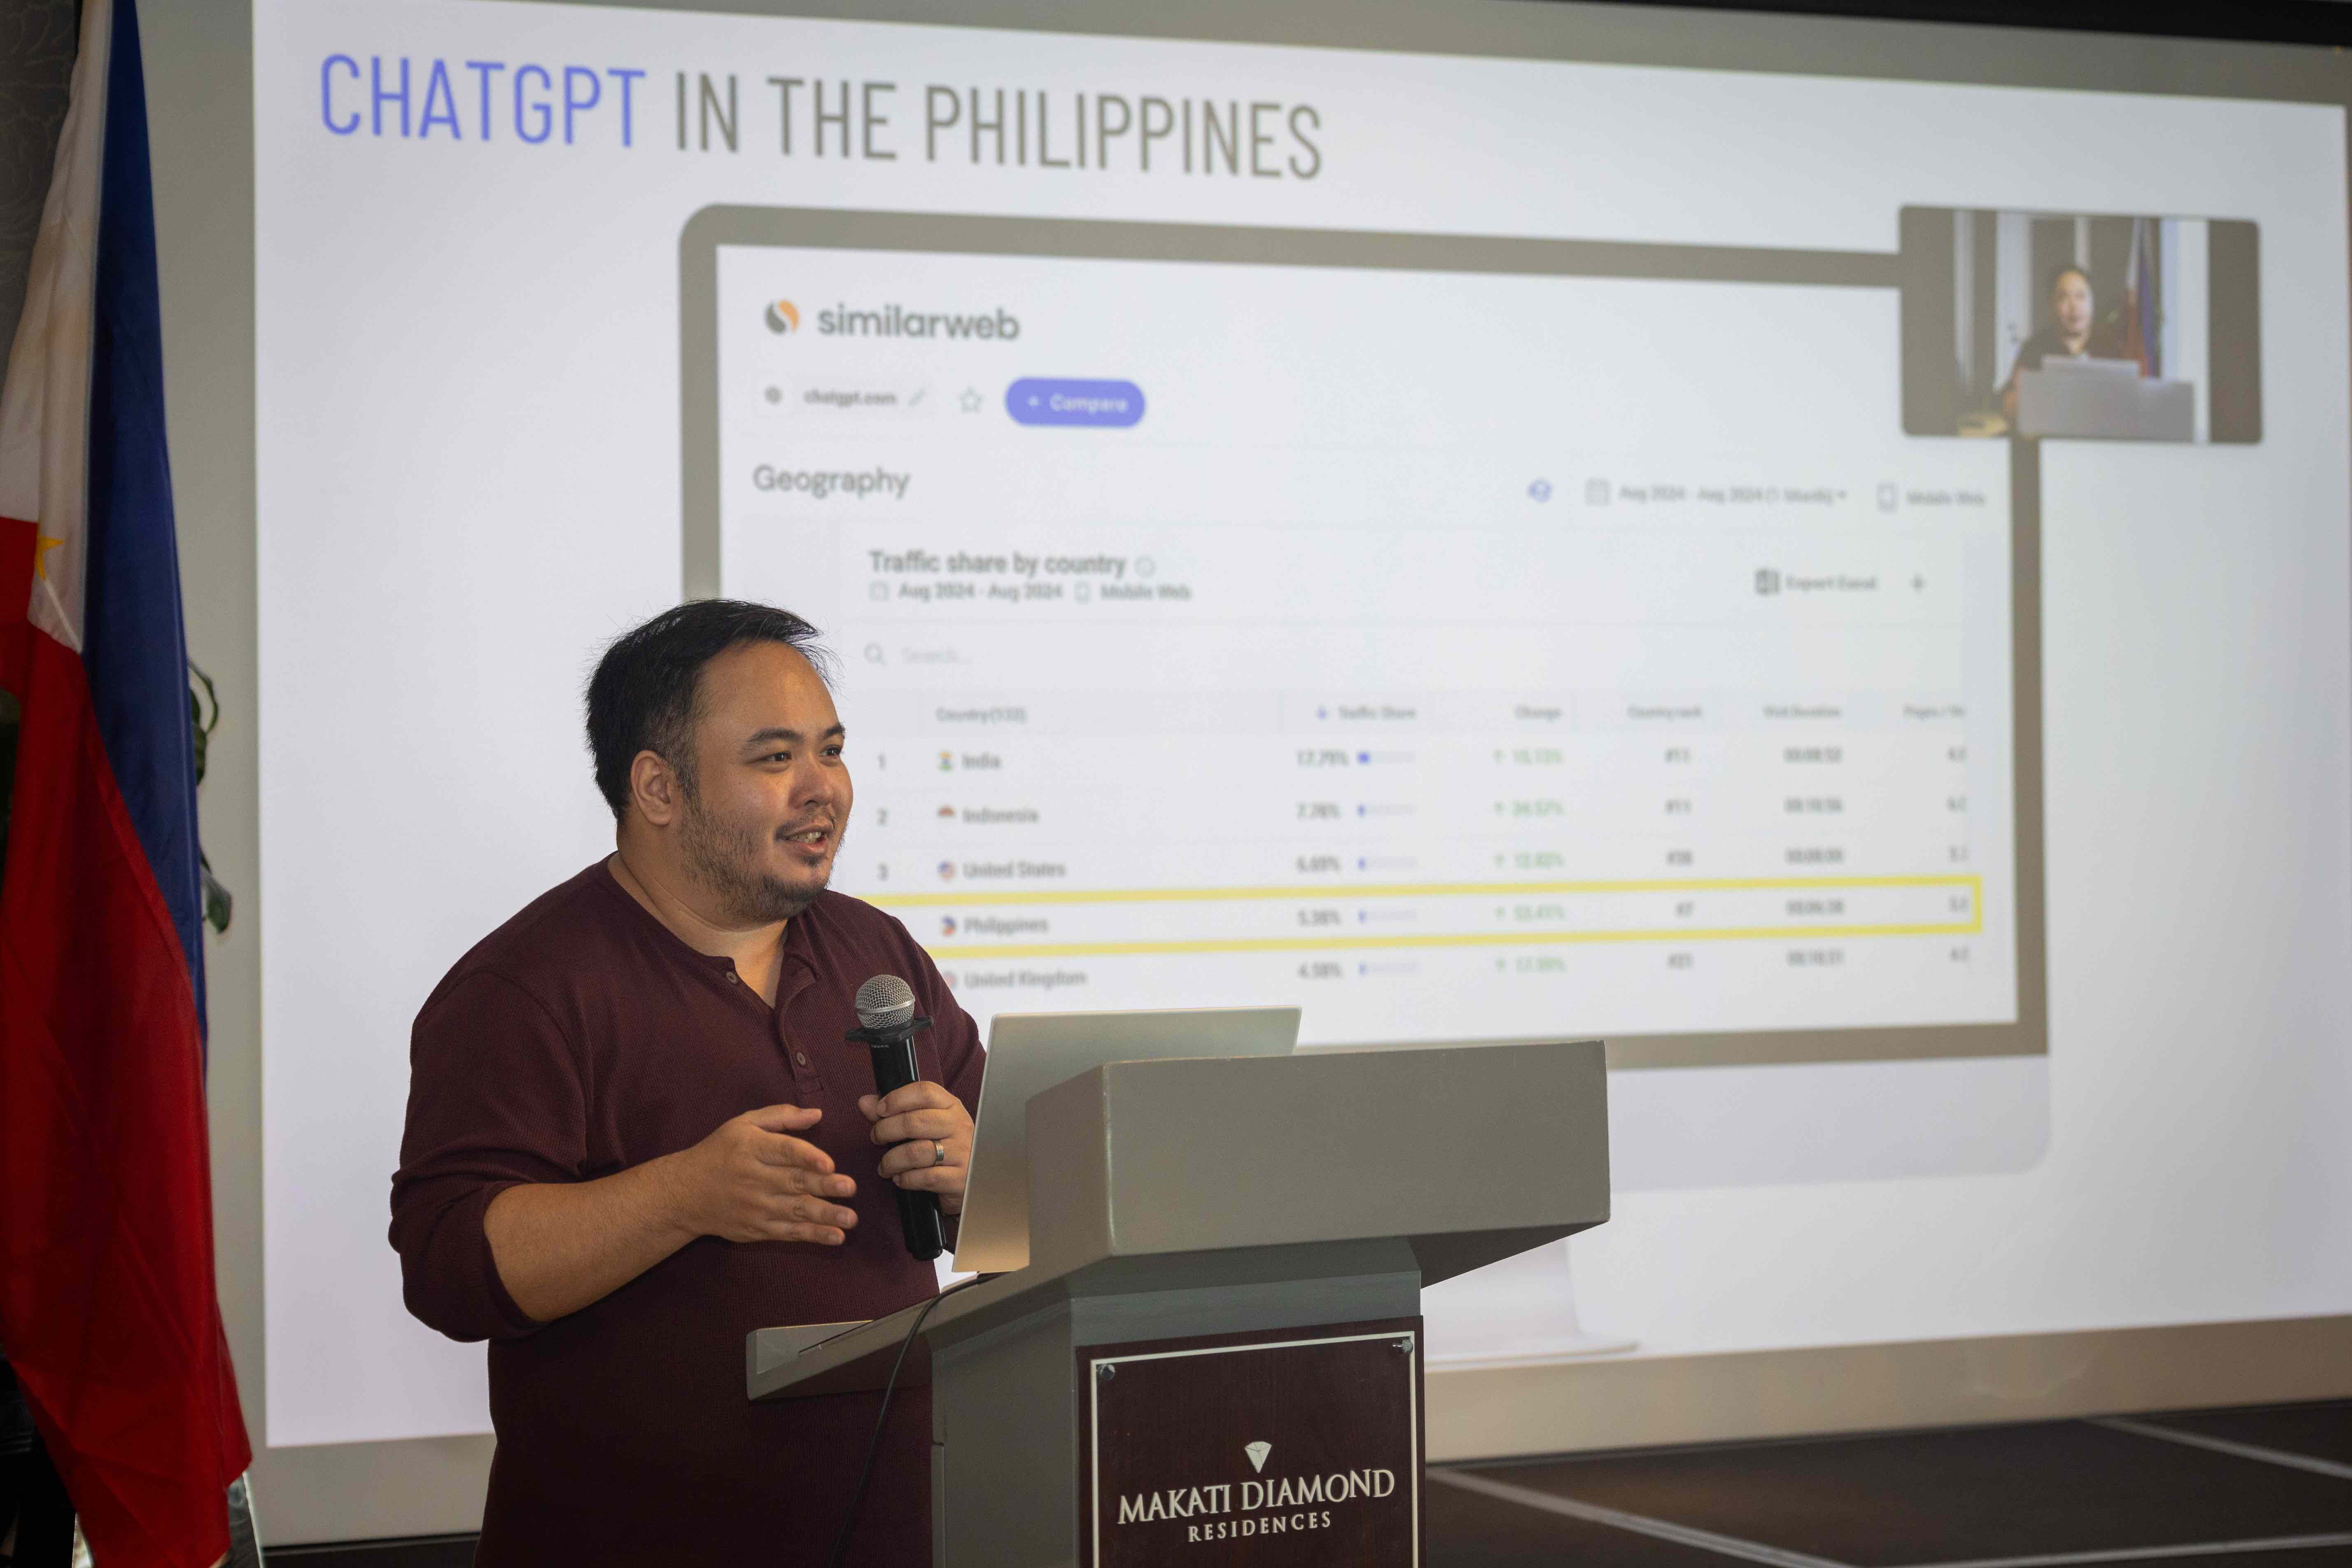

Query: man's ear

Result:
[629,749,683,828]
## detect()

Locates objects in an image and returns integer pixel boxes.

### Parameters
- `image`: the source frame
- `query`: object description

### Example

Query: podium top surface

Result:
[751,1037,1608,1402]
[1022,1037,1607,1278]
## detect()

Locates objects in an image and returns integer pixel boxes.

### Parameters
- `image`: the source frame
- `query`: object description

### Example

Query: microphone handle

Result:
[868,1036,946,1262]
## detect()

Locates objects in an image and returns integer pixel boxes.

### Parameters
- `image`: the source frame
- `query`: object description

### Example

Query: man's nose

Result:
[794,758,846,805]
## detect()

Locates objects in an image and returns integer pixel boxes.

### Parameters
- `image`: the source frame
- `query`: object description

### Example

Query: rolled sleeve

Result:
[390,970,587,1341]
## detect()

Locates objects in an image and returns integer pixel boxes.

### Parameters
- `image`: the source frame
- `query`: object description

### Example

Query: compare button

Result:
[1005,378,1146,428]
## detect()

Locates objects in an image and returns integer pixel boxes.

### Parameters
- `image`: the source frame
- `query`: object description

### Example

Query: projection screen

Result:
[194,0,2352,1538]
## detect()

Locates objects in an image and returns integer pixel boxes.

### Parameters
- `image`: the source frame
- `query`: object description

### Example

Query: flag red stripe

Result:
[0,610,248,1568]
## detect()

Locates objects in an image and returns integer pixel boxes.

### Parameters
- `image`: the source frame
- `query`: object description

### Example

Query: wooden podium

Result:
[749,1039,1610,1566]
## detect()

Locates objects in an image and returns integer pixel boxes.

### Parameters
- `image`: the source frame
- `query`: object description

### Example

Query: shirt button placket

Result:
[780,1024,816,1084]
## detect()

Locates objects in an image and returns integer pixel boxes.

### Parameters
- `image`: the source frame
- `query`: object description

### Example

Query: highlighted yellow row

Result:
[866,874,1986,961]
[870,873,1979,909]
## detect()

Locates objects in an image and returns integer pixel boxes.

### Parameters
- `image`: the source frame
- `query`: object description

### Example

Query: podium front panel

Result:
[1076,1317,1423,1567]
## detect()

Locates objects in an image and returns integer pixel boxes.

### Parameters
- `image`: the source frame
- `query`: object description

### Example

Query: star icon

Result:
[958,387,983,414]
[33,534,64,578]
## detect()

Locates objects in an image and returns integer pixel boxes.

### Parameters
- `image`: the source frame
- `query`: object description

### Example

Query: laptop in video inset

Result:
[952,1007,1300,1276]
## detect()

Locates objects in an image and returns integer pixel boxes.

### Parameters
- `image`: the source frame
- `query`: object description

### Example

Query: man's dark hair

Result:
[2047,263,2092,299]
[585,599,832,821]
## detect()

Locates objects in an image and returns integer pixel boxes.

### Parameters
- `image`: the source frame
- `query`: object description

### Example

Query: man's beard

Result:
[678,786,840,924]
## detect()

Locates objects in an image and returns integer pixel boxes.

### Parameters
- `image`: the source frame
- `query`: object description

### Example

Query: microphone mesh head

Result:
[854,973,918,1031]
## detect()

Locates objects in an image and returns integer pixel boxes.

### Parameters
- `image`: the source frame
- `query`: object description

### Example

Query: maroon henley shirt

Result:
[390,862,984,1566]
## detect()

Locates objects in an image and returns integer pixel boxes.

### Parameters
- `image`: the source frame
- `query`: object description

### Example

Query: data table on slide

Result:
[810,530,2006,1046]
[712,242,2022,1047]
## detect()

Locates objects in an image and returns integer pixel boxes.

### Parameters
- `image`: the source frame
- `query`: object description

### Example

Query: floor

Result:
[1424,1400,2352,1568]
[269,1399,2352,1566]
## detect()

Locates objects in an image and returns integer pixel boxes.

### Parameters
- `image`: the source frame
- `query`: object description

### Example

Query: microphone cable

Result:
[824,1274,985,1568]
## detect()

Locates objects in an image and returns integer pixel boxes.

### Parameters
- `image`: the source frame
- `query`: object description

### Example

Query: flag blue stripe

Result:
[79,0,207,1036]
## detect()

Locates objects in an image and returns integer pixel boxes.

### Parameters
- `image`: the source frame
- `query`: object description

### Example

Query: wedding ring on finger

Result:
[932,1140,949,1168]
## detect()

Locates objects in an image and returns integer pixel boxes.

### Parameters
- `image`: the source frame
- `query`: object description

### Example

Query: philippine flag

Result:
[0,0,252,1563]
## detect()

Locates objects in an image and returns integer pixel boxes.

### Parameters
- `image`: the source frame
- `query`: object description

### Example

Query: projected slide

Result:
[686,211,2036,1062]
[251,0,2351,1449]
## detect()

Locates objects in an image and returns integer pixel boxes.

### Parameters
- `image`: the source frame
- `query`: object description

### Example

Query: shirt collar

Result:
[589,857,823,994]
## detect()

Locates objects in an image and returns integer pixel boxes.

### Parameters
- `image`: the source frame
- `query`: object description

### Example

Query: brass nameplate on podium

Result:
[1077,1317,1423,1566]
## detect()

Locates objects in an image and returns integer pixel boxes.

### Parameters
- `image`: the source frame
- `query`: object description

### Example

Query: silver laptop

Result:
[952,1007,1300,1275]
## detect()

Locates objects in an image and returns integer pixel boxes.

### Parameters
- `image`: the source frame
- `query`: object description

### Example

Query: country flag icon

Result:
[1245,1442,1272,1473]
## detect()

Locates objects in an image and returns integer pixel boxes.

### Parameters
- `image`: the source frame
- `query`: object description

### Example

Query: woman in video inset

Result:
[2000,263,2129,426]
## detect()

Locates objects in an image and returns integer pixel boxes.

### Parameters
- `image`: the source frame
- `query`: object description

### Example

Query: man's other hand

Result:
[858,1083,975,1214]
[672,1104,860,1245]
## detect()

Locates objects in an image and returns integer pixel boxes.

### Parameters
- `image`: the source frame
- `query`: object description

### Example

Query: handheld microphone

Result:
[849,974,946,1261]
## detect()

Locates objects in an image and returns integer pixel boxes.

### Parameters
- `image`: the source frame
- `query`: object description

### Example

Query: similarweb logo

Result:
[763,298,1021,341]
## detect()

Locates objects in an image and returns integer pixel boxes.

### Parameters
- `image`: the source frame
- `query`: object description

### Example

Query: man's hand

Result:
[483,1103,860,1326]
[858,1083,975,1215]
[670,1104,861,1245]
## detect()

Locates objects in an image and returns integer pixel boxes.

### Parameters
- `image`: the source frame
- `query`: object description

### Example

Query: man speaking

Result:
[390,600,981,1564]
